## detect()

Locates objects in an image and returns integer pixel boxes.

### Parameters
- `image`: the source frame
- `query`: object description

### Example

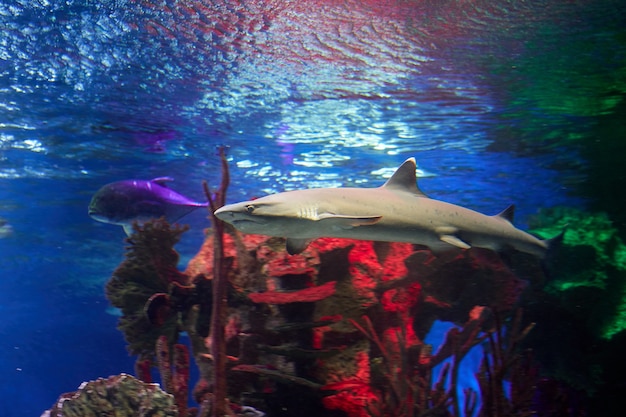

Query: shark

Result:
[89,177,208,235]
[214,158,554,256]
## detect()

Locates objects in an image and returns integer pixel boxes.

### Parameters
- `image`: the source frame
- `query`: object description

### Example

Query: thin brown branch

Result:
[205,147,233,417]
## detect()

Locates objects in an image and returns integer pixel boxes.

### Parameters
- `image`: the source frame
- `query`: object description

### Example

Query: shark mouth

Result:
[229,218,269,231]
[231,218,266,226]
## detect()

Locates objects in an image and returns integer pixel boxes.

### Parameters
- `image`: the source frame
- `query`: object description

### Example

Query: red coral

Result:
[322,385,380,417]
[348,241,383,306]
[248,281,337,304]
[312,325,329,350]
[321,351,380,417]
[311,237,356,254]
[380,282,421,314]
[380,243,414,282]
[172,344,189,417]
[258,245,319,277]
[155,336,190,417]
[134,358,152,383]
[383,318,420,353]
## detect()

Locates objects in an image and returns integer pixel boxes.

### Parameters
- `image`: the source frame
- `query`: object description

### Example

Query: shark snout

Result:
[213,206,230,220]
[214,204,270,232]
[214,202,252,220]
[213,206,249,223]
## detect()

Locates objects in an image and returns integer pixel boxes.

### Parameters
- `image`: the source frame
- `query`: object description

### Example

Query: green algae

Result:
[530,207,626,339]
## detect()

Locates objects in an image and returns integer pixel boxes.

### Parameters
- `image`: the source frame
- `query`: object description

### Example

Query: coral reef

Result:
[46,153,593,417]
[105,218,190,356]
[103,218,201,416]
[181,230,546,416]
[95,201,560,416]
[41,373,177,417]
[48,207,585,417]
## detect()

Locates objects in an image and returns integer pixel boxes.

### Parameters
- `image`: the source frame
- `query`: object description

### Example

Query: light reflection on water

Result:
[1,0,616,186]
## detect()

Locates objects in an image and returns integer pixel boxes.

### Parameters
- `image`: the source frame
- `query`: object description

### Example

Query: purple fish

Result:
[88,177,208,235]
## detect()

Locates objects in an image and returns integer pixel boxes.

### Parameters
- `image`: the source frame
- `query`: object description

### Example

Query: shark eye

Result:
[245,204,255,213]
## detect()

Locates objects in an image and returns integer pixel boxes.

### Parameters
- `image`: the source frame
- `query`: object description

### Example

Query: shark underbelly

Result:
[297,202,548,257]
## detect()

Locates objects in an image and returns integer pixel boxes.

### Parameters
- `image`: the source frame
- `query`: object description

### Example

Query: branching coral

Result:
[322,307,489,417]
[156,335,191,417]
[474,309,536,417]
[323,307,539,417]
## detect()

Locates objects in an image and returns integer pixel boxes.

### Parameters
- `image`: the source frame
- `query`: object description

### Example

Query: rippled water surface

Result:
[1,0,625,416]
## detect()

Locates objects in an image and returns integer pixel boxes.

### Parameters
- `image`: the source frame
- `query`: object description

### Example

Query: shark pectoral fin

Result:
[286,238,313,255]
[344,215,382,227]
[440,235,471,249]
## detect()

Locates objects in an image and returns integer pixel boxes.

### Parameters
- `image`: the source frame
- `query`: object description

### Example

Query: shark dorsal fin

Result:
[382,158,428,197]
[495,204,515,223]
[151,177,174,186]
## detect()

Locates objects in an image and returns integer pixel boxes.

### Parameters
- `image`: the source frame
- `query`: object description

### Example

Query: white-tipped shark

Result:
[214,158,553,256]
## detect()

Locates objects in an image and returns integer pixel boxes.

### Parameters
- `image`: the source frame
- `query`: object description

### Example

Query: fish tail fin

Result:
[541,225,568,280]
[123,224,135,237]
[546,225,567,256]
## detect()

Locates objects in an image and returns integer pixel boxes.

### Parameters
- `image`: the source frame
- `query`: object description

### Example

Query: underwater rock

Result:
[41,373,177,417]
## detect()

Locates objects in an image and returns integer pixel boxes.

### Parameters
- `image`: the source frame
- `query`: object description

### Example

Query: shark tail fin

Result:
[546,225,567,256]
[541,225,568,280]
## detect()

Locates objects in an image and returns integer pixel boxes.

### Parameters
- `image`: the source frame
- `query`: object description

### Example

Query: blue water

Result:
[1,0,623,416]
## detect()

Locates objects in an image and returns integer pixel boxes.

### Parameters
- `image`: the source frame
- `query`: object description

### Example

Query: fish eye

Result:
[245,204,255,213]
